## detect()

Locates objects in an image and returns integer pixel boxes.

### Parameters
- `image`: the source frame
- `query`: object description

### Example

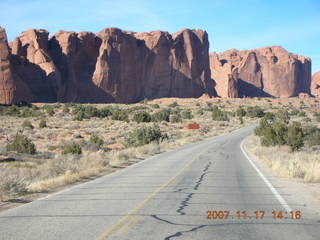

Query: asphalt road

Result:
[0,126,319,240]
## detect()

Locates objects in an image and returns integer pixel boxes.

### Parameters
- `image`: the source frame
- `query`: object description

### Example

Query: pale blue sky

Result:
[1,0,319,73]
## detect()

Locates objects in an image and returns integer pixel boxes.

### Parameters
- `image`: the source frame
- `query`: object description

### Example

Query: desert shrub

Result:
[127,106,148,113]
[6,133,36,154]
[151,104,160,109]
[206,102,213,107]
[0,105,19,116]
[200,126,210,134]
[263,112,276,121]
[151,109,170,122]
[239,117,244,124]
[298,111,306,117]
[19,107,41,118]
[133,111,151,123]
[89,134,104,148]
[111,109,129,122]
[22,120,34,129]
[255,119,287,147]
[170,114,182,123]
[276,109,290,124]
[197,108,204,115]
[39,119,47,128]
[289,109,300,116]
[74,111,85,121]
[98,107,112,118]
[125,125,168,147]
[181,109,193,119]
[63,105,70,113]
[236,107,246,117]
[212,106,229,121]
[303,117,311,122]
[169,102,179,108]
[246,106,265,118]
[286,122,304,151]
[196,103,201,107]
[61,142,82,155]
[305,129,320,147]
[43,105,55,116]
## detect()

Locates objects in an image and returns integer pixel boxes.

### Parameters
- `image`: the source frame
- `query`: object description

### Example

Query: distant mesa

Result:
[0,26,315,104]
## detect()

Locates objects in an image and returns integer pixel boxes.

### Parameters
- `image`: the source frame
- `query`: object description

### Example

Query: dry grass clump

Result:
[245,135,320,183]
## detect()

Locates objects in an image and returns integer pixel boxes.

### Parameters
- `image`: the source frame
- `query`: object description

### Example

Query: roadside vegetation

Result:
[245,105,320,183]
[0,97,319,201]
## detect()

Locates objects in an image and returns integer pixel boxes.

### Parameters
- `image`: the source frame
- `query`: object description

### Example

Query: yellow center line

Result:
[95,150,205,240]
[115,215,141,236]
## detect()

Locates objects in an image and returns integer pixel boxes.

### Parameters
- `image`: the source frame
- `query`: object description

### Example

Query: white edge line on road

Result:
[240,139,293,213]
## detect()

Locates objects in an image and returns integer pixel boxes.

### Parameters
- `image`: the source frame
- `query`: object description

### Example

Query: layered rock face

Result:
[209,52,238,97]
[210,46,312,97]
[311,72,320,97]
[0,27,213,104]
[92,28,213,103]
[0,28,32,104]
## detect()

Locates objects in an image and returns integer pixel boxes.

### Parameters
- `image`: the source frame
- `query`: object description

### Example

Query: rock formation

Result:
[0,26,314,104]
[0,27,213,104]
[209,52,238,97]
[0,27,32,104]
[210,46,312,98]
[311,72,320,97]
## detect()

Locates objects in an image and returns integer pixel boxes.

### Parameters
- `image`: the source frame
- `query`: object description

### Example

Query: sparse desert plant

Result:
[98,107,112,118]
[133,111,151,123]
[39,119,47,128]
[151,104,160,109]
[286,122,304,152]
[212,106,229,121]
[170,114,182,123]
[151,109,170,122]
[43,105,55,116]
[111,109,129,122]
[89,134,104,148]
[304,126,320,147]
[74,111,85,121]
[276,109,290,124]
[6,133,36,154]
[125,125,168,147]
[236,107,246,117]
[169,101,179,108]
[200,126,210,134]
[63,105,70,113]
[61,142,82,155]
[181,109,193,119]
[246,106,265,118]
[197,108,204,115]
[22,120,34,129]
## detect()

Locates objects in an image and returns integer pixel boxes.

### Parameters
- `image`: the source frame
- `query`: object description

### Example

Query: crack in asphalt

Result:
[176,193,194,216]
[176,161,212,216]
[164,225,206,240]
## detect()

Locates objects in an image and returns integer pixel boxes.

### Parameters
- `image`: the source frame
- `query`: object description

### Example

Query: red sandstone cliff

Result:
[0,27,32,104]
[0,27,213,104]
[0,26,314,104]
[210,46,311,98]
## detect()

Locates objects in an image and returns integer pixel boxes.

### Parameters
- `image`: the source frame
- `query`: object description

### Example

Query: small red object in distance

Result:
[187,123,200,129]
